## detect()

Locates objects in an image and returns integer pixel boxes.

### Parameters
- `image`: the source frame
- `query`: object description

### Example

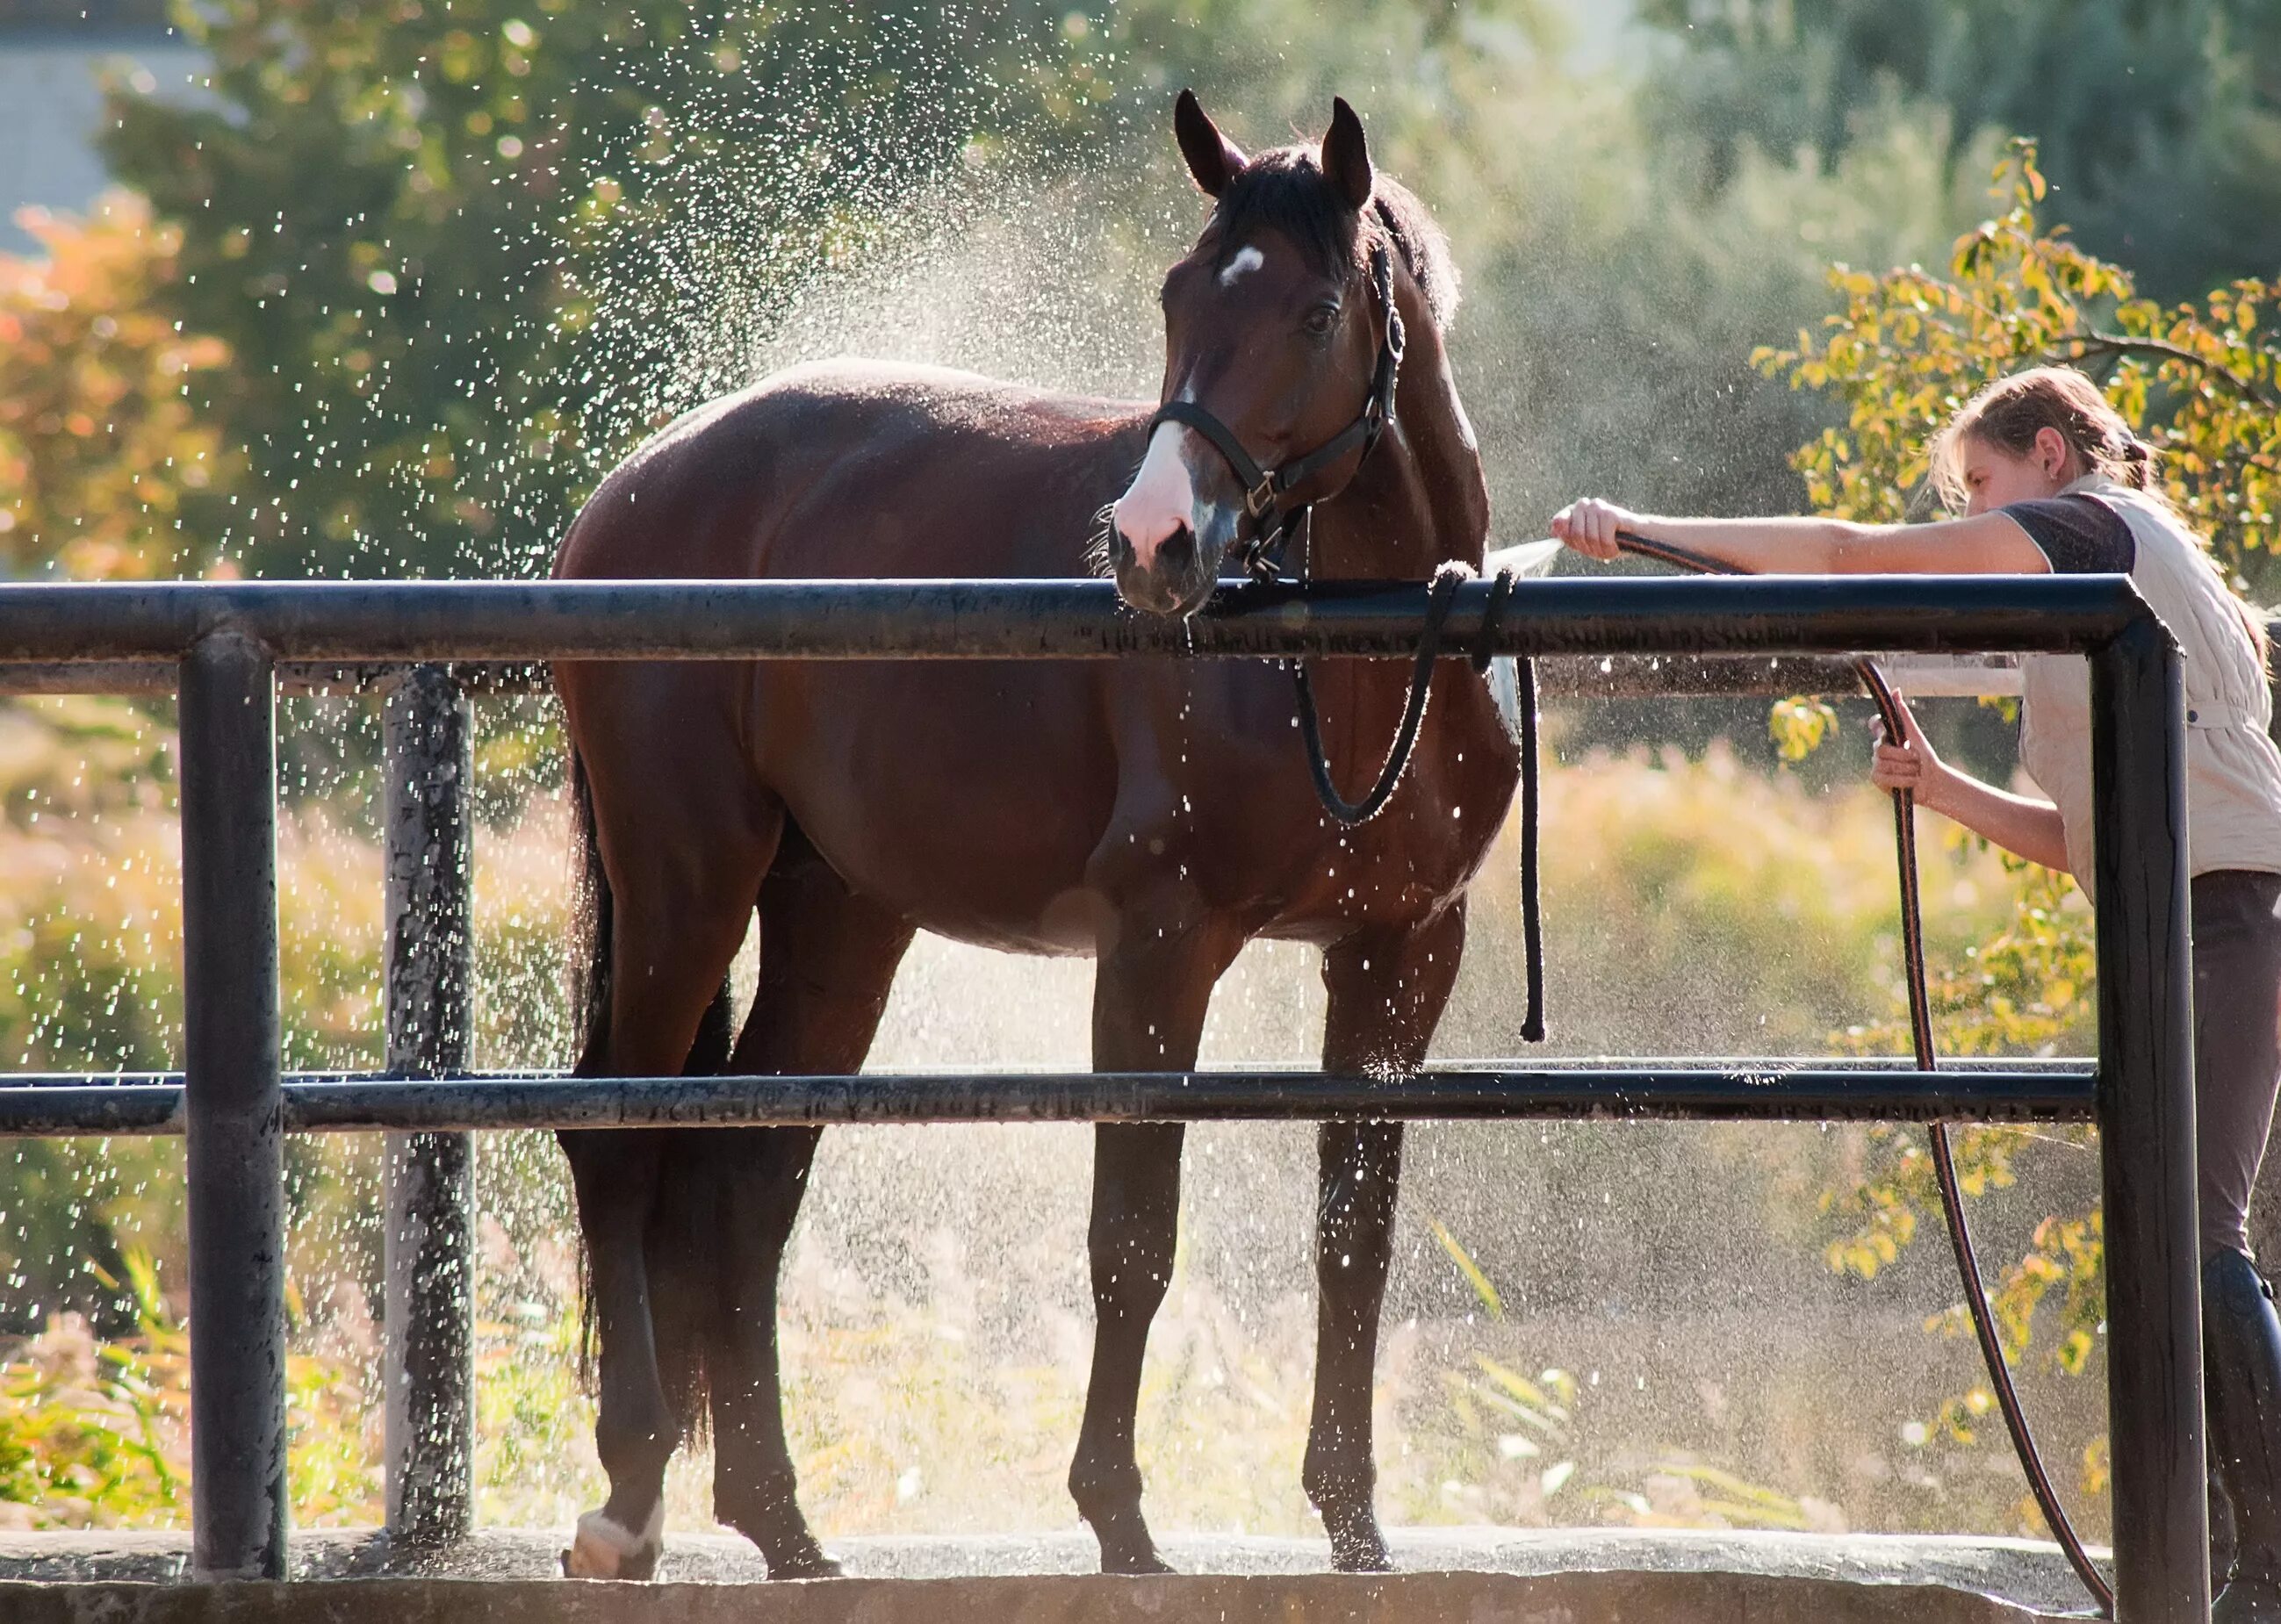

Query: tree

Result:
[93,0,1988,585]
[0,192,236,580]
[1637,0,2281,302]
[1757,140,2279,591]
[102,1,1116,578]
[1762,141,2281,1516]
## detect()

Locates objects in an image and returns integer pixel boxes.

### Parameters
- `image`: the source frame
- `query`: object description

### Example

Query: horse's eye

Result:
[1303,303,1340,337]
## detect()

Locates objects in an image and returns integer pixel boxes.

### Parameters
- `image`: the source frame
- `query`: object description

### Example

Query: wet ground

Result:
[0,1526,2105,1620]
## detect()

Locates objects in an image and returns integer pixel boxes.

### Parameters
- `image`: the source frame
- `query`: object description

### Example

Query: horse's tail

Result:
[566,742,730,1440]
[646,991,735,1444]
[567,744,611,1392]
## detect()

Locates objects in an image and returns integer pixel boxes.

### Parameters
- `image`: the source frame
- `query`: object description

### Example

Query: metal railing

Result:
[0,575,2203,1623]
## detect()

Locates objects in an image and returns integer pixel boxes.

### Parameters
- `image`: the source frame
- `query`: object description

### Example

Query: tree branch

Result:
[2048,333,2277,410]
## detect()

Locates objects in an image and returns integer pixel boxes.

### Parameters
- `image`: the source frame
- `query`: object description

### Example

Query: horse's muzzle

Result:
[1107,521,1216,619]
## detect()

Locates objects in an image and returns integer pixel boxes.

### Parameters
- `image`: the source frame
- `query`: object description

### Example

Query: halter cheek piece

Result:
[1143,241,1407,586]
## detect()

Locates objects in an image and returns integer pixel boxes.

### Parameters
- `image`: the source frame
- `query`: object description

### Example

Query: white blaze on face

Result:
[1218,244,1265,287]
[1116,244,1267,573]
[1112,417,1200,570]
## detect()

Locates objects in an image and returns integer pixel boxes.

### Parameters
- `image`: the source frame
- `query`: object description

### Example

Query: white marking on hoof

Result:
[564,1504,664,1579]
[1218,244,1265,286]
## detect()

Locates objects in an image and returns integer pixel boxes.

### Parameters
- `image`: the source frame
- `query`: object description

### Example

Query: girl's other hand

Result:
[1871,698,1951,811]
[1550,498,1639,561]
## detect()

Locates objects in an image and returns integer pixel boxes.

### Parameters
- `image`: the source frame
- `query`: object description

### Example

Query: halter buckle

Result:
[1243,475,1277,521]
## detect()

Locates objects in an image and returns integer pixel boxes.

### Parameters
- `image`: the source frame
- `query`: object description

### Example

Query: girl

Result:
[1553,365,2281,1617]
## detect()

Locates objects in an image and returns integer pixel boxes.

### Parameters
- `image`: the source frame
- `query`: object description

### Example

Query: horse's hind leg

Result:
[1069,888,1241,1575]
[707,830,915,1578]
[560,729,784,1580]
[1306,902,1467,1573]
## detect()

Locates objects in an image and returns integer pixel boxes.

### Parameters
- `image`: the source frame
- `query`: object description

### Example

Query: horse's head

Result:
[1109,92,1420,618]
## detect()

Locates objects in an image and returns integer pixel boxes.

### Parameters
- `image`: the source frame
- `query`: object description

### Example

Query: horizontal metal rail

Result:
[0,575,2150,663]
[0,1060,2098,1136]
[5,587,2268,701]
[0,650,2033,701]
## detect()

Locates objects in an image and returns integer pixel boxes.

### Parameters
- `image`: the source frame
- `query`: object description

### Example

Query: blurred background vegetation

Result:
[0,0,2277,1551]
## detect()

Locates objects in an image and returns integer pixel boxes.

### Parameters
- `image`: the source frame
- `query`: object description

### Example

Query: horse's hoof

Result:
[1084,1505,1173,1576]
[765,1542,843,1581]
[562,1506,665,1581]
[1325,1513,1394,1574]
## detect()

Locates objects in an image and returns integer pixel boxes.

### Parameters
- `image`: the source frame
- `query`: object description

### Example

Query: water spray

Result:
[1601,526,2116,1615]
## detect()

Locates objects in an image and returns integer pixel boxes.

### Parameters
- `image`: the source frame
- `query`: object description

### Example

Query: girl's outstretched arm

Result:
[1551,497,2052,576]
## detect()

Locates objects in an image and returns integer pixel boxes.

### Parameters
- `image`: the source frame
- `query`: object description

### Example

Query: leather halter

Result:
[1144,240,1407,585]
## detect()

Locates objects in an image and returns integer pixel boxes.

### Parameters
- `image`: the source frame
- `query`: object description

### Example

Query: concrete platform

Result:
[0,1527,2111,1621]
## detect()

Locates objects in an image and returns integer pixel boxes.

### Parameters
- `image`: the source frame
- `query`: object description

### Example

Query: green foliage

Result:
[0,706,575,1334]
[1842,845,2096,1064]
[1414,1217,1838,1533]
[80,0,1999,584]
[103,1,1113,577]
[1427,1216,1505,1321]
[0,741,2040,1533]
[0,1254,182,1526]
[1767,696,1838,762]
[0,1248,379,1528]
[1637,0,2281,300]
[1751,144,2281,1496]
[1804,850,2097,1314]
[1756,140,2281,592]
[0,194,238,579]
[1450,737,2020,1061]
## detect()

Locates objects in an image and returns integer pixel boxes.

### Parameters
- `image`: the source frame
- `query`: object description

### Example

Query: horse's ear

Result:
[1175,89,1247,198]
[1320,97,1373,212]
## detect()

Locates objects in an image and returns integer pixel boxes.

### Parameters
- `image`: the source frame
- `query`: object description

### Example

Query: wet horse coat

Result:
[551,94,1521,1579]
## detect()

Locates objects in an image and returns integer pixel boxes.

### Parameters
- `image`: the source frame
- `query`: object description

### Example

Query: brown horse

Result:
[550,92,1519,1581]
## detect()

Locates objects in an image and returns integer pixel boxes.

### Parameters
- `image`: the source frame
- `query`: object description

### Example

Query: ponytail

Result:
[2116,434,2157,492]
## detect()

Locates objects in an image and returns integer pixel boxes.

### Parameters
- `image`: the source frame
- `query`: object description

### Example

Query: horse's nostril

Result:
[1159,523,1197,571]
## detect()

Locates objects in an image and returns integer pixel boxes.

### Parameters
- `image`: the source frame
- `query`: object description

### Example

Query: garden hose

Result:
[1608,528,2115,1615]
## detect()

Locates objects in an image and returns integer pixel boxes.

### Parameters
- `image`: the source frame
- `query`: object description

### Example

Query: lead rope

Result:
[1609,528,2115,1615]
[1470,566,1547,1045]
[1291,559,1467,825]
[1288,540,1547,1045]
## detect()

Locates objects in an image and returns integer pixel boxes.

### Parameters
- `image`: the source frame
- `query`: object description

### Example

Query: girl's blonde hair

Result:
[1930,364,2157,510]
[1933,364,2268,664]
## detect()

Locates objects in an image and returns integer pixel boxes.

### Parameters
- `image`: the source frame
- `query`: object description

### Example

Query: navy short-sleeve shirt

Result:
[2002,494,2135,574]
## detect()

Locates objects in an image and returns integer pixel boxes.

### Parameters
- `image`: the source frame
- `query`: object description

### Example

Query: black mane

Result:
[1211,146,1459,331]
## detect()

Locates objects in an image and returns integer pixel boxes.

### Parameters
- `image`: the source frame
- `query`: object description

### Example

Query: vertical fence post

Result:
[180,630,287,1581]
[2092,614,2205,1623]
[383,665,477,1548]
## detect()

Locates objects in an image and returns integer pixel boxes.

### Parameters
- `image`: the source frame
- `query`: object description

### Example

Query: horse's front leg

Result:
[1307,900,1468,1572]
[1069,882,1241,1576]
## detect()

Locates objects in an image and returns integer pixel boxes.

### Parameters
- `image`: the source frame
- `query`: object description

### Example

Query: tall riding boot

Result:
[2204,1247,2281,1621]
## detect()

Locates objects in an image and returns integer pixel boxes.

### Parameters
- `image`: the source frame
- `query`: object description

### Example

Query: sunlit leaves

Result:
[1758,140,2281,593]
[0,1247,381,1527]
[104,1,1130,576]
[1820,850,2105,1484]
[1748,154,2241,1491]
[0,195,237,580]
[1767,695,1837,762]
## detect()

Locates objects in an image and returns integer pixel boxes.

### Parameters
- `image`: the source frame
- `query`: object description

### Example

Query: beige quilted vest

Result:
[2018,477,2281,900]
